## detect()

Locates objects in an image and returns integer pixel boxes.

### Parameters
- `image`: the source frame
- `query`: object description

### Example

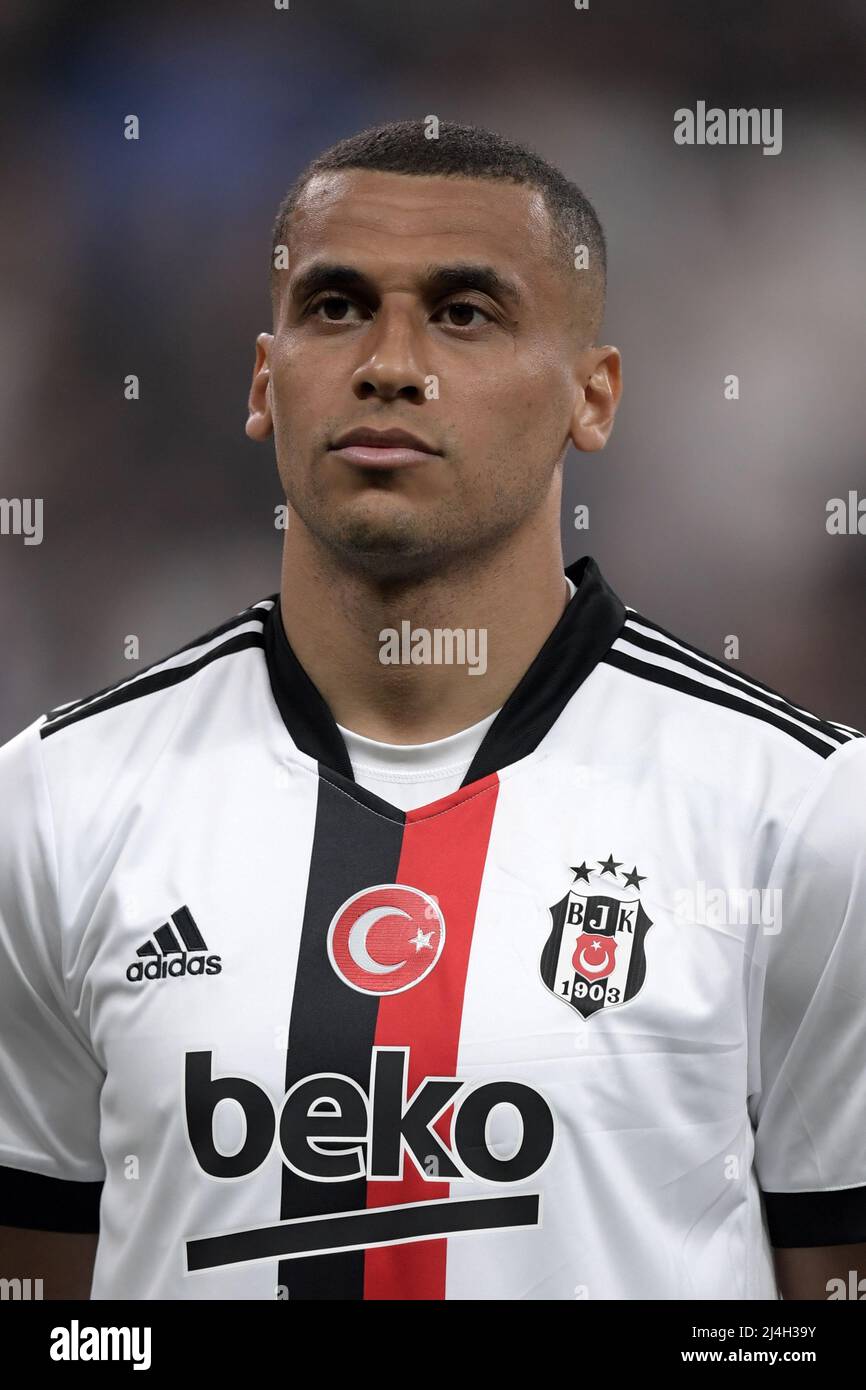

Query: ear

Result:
[245,332,275,441]
[569,346,622,453]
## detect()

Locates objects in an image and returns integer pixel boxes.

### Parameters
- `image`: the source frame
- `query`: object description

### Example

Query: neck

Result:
[278,517,571,745]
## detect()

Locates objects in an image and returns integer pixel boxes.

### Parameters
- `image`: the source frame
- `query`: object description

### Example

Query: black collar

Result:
[262,555,626,787]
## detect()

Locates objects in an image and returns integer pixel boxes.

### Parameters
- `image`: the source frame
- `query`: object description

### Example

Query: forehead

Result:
[286,169,559,283]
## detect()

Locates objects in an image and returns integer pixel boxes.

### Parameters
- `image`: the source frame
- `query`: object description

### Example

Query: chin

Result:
[330,526,441,581]
[330,504,425,557]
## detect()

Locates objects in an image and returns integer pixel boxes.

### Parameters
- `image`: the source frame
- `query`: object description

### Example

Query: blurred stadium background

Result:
[1,0,865,741]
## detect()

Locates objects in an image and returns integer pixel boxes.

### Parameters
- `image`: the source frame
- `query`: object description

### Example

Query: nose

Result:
[350,300,428,403]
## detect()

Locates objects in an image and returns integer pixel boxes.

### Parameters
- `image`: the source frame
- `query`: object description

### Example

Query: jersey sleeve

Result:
[748,734,866,1248]
[0,719,105,1231]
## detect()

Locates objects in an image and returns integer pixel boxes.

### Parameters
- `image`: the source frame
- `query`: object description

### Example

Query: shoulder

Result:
[600,603,863,764]
[0,595,277,841]
[37,594,276,746]
[582,599,866,860]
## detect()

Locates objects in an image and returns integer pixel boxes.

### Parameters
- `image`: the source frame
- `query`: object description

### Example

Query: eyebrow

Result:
[289,261,523,309]
[423,263,523,307]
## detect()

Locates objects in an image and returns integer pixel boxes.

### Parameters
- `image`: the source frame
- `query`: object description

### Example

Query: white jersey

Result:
[1,555,864,1300]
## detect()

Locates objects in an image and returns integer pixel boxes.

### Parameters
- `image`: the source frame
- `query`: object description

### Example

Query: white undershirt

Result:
[337,575,578,811]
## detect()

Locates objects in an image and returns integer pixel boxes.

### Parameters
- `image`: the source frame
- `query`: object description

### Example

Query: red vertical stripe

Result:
[363,774,500,1300]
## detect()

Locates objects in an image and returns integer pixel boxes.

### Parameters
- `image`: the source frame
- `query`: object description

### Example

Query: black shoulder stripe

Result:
[626,610,862,742]
[762,1184,866,1248]
[44,601,274,726]
[171,599,275,658]
[0,1164,102,1233]
[604,649,836,758]
[620,622,853,749]
[41,631,265,740]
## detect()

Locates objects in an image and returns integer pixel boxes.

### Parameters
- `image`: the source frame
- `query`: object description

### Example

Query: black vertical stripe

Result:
[277,768,406,1300]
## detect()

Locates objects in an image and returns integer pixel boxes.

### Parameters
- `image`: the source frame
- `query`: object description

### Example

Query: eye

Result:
[308,295,366,323]
[435,300,494,329]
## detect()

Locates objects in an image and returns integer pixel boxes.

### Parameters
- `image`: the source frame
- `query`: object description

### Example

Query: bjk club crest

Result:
[540,855,653,1020]
[327,883,445,995]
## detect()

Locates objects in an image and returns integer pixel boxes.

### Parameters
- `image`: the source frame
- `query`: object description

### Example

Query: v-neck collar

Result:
[262,554,626,796]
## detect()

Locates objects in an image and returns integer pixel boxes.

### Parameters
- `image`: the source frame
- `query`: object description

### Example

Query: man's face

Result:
[247,169,611,579]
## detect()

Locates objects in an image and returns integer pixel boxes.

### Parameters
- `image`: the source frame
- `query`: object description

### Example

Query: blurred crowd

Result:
[1,0,864,740]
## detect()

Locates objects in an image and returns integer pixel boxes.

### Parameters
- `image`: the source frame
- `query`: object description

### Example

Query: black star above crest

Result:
[622,865,646,890]
[570,862,592,884]
[597,854,622,879]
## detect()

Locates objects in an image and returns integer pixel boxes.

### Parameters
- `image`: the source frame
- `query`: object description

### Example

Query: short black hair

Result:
[270,119,606,341]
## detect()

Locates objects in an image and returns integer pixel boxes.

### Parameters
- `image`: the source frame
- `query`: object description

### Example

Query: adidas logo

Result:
[126,906,222,983]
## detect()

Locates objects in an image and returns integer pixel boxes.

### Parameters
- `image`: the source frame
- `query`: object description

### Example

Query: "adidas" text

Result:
[127,953,222,983]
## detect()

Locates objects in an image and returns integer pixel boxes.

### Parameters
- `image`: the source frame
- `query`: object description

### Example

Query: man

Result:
[1,120,864,1301]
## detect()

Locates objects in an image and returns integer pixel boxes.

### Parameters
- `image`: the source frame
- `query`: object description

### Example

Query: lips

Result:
[328,426,441,469]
